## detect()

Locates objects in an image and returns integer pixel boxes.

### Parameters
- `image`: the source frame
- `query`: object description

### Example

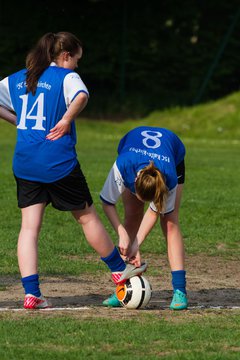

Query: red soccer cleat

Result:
[24,294,50,309]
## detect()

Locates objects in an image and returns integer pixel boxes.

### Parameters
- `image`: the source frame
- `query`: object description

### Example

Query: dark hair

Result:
[25,32,82,94]
[135,161,168,213]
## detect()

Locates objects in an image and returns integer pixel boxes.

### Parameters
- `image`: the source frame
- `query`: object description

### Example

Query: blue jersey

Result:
[116,126,185,192]
[100,126,185,213]
[0,65,88,182]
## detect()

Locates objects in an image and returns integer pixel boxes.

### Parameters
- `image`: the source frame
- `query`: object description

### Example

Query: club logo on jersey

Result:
[115,176,123,186]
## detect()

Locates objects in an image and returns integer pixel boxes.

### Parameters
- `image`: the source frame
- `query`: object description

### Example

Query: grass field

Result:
[0,92,240,359]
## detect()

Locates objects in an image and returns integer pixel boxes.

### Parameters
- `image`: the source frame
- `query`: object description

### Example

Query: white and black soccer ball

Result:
[116,275,152,309]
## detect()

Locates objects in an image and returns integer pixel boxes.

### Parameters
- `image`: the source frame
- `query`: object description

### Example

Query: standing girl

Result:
[0,32,143,309]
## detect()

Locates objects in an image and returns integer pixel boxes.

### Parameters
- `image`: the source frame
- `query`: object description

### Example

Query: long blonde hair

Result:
[135,161,168,213]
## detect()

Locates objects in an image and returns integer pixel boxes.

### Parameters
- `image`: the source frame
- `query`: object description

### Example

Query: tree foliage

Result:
[0,0,240,117]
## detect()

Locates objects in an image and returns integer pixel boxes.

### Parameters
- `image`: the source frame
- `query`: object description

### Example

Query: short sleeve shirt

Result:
[100,126,185,214]
[0,64,89,182]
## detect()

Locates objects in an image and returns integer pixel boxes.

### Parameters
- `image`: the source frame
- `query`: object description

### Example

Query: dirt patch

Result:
[0,255,239,314]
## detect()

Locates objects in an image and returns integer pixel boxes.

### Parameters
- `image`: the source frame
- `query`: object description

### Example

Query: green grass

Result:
[0,124,239,275]
[143,91,240,140]
[0,311,240,360]
[0,91,240,359]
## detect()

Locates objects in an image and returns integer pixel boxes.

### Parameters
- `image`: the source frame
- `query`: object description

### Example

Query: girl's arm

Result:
[136,207,159,246]
[102,202,131,256]
[128,207,159,266]
[0,106,16,126]
[46,92,88,140]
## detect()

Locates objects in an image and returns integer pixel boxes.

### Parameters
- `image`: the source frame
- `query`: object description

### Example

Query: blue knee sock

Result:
[101,247,126,272]
[21,274,41,297]
[171,270,186,294]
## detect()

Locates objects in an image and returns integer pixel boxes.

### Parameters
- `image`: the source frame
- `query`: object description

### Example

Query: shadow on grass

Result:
[0,288,239,309]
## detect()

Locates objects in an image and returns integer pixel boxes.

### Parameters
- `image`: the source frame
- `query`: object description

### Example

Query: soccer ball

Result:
[116,275,152,309]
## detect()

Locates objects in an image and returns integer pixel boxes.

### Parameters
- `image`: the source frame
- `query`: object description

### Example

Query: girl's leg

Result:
[160,184,185,271]
[72,205,142,281]
[82,192,143,307]
[18,203,50,308]
[18,203,46,277]
[160,184,187,309]
[72,204,115,258]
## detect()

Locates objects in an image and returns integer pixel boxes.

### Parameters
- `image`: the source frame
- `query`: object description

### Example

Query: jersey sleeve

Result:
[63,72,89,106]
[0,77,14,110]
[150,185,177,214]
[100,162,125,204]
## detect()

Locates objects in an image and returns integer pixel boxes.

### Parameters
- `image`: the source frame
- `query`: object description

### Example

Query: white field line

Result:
[187,306,240,310]
[0,305,240,312]
[0,306,90,312]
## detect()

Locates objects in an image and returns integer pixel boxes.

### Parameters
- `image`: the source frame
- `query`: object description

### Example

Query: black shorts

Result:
[15,162,93,210]
[176,160,185,184]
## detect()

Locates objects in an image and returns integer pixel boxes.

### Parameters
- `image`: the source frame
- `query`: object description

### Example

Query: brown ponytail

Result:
[25,31,82,95]
[135,161,168,213]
